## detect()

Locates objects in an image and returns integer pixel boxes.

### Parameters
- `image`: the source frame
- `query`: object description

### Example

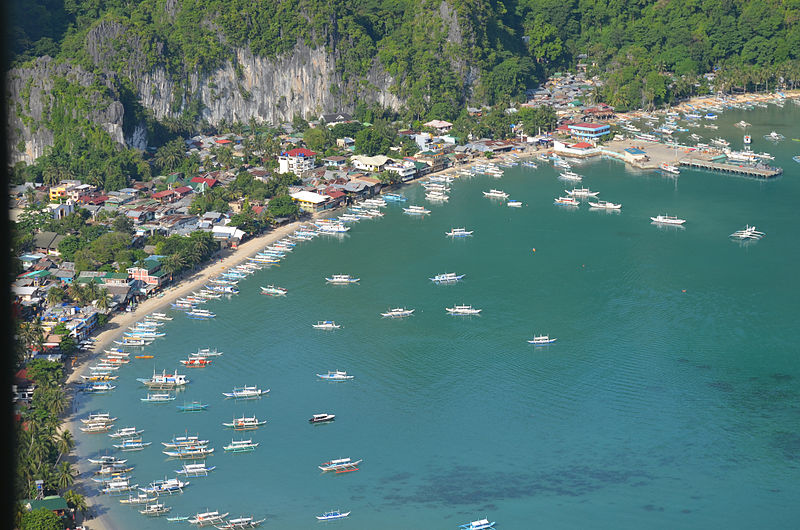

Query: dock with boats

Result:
[677,158,782,178]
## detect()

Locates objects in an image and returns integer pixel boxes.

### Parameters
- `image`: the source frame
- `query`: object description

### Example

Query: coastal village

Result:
[11,75,799,527]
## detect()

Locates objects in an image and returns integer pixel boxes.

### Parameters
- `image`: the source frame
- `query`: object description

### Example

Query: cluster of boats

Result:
[422,175,453,202]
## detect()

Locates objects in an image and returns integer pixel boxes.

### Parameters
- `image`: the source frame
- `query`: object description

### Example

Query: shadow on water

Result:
[381,465,653,506]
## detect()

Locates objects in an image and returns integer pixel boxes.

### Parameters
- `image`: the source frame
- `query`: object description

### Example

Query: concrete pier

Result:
[678,159,782,178]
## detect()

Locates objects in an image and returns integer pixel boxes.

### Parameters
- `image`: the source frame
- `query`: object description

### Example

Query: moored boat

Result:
[650,214,686,225]
[316,371,354,381]
[446,304,482,316]
[140,393,176,403]
[223,439,259,453]
[380,307,415,318]
[312,320,341,330]
[140,503,172,516]
[222,386,268,399]
[458,518,496,529]
[316,510,350,521]
[260,285,288,296]
[446,228,473,237]
[318,457,362,473]
[325,274,360,284]
[175,463,216,476]
[588,200,622,210]
[177,401,209,412]
[214,515,266,529]
[222,416,267,431]
[429,272,465,284]
[554,196,579,206]
[309,413,335,424]
[188,510,229,526]
[527,334,557,344]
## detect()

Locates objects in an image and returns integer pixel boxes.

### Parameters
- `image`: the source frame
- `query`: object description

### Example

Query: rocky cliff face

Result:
[6,56,125,165]
[84,18,404,126]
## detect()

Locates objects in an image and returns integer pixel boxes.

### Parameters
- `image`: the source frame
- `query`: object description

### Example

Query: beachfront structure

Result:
[278,148,317,175]
[351,154,391,172]
[623,147,649,164]
[567,122,611,139]
[289,191,331,213]
[127,257,168,287]
[552,140,601,158]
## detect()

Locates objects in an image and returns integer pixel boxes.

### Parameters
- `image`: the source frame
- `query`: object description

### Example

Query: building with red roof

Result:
[191,176,218,188]
[278,148,317,175]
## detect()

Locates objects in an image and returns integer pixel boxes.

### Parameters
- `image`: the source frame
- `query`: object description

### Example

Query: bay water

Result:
[75,104,800,529]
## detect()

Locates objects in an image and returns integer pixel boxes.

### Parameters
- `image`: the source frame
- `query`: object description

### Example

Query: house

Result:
[211,224,246,249]
[320,112,353,126]
[322,156,347,168]
[172,186,193,199]
[351,154,391,172]
[157,214,198,235]
[567,122,611,140]
[278,148,317,175]
[190,176,218,189]
[552,140,601,158]
[423,119,453,133]
[33,232,64,256]
[384,161,418,181]
[22,496,71,522]
[336,137,355,149]
[152,189,177,203]
[127,257,168,287]
[11,285,41,303]
[624,147,649,164]
[290,191,331,213]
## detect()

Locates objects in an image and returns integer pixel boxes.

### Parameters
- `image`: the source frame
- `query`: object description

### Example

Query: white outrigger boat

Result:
[109,427,144,439]
[403,205,431,215]
[446,305,482,316]
[260,285,287,296]
[222,386,268,399]
[88,455,128,465]
[223,415,267,431]
[140,503,172,516]
[318,457,362,473]
[380,307,415,318]
[588,200,621,210]
[482,189,509,199]
[554,196,579,206]
[223,439,259,453]
[650,214,686,225]
[119,493,156,505]
[175,463,216,476]
[325,274,360,284]
[188,511,229,526]
[149,312,173,321]
[565,188,599,197]
[316,370,354,381]
[316,510,350,521]
[559,170,583,181]
[528,334,557,345]
[446,228,473,237]
[139,477,189,495]
[82,412,117,424]
[141,393,176,403]
[729,225,765,240]
[215,515,266,529]
[137,369,190,390]
[430,272,465,284]
[507,200,522,207]
[309,413,336,424]
[313,321,341,330]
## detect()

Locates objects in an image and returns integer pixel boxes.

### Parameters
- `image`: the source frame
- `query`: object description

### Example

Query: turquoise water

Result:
[75,105,800,529]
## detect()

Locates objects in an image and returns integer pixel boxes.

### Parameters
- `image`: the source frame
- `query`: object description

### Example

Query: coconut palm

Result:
[55,429,74,456]
[64,489,88,517]
[46,286,66,306]
[95,288,111,312]
[55,461,75,490]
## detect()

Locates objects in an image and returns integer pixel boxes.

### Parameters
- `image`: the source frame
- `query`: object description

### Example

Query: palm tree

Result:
[42,165,60,186]
[46,286,66,306]
[55,429,74,457]
[64,489,88,518]
[95,288,111,312]
[55,461,75,490]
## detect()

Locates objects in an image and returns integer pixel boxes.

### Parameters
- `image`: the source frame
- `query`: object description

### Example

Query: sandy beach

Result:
[65,219,305,529]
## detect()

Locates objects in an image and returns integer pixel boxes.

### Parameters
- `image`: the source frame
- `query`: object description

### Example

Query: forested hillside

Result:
[6,0,800,165]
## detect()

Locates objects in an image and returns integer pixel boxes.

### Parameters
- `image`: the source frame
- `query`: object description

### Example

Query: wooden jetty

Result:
[679,159,782,178]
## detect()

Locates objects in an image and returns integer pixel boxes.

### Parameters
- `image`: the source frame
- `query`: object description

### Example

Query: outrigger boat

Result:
[528,334,557,344]
[402,205,431,215]
[312,321,341,330]
[80,422,113,433]
[149,312,173,320]
[223,416,267,431]
[180,357,213,368]
[141,393,176,403]
[109,427,144,439]
[446,305,482,316]
[139,477,189,495]
[651,214,686,225]
[188,510,229,526]
[316,371,354,381]
[81,412,117,424]
[223,439,259,453]
[316,510,350,521]
[318,457,362,473]
[222,386,268,399]
[380,307,415,318]
[446,228,474,237]
[80,382,117,393]
[140,503,172,516]
[588,200,621,210]
[429,272,465,284]
[260,285,287,296]
[119,493,156,505]
[325,274,360,284]
[215,516,266,529]
[101,479,138,495]
[162,446,215,459]
[137,369,190,390]
[88,455,127,465]
[162,434,209,448]
[113,439,152,451]
[175,463,216,476]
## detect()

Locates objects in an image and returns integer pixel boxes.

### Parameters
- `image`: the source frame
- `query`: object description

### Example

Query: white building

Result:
[278,148,317,175]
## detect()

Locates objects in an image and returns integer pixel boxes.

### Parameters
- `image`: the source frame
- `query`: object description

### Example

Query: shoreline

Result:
[65,219,306,529]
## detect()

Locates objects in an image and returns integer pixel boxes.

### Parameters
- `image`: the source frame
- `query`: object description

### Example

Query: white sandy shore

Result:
[64,219,305,529]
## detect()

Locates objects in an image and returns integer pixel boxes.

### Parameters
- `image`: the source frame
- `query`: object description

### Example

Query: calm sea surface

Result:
[75,104,800,529]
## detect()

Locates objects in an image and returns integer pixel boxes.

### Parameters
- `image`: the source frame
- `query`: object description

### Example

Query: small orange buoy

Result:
[682,289,686,293]
[532,248,536,252]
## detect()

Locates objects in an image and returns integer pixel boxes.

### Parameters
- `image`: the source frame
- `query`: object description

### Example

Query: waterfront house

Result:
[567,122,611,140]
[127,257,168,287]
[290,190,331,213]
[351,154,391,172]
[278,148,317,174]
[22,496,72,524]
